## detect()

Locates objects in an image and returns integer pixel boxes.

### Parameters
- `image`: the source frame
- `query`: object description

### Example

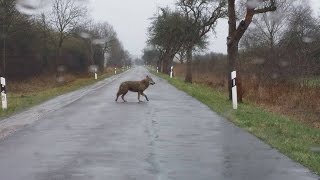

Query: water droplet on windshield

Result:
[56,76,65,83]
[88,65,98,73]
[271,73,279,79]
[57,65,66,73]
[247,0,260,9]
[92,39,106,45]
[252,58,265,65]
[79,32,91,39]
[302,37,314,43]
[16,0,49,15]
[279,60,289,67]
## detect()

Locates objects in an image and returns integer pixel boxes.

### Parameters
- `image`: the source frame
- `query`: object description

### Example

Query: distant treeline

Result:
[0,0,132,79]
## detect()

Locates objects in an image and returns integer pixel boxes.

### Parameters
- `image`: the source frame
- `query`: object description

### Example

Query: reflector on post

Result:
[231,71,237,109]
[1,77,7,110]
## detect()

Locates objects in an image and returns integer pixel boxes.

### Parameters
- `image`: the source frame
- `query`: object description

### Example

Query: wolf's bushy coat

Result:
[115,75,155,102]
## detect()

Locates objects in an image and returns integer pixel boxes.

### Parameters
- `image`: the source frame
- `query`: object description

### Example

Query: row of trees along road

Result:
[145,0,281,102]
[0,0,131,79]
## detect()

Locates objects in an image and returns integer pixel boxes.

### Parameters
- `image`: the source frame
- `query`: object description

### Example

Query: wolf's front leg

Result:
[138,92,142,102]
[141,92,149,101]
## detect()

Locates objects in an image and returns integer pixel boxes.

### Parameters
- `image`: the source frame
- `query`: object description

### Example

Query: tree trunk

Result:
[157,59,161,71]
[56,34,64,69]
[161,53,175,75]
[162,56,169,74]
[89,40,94,65]
[226,0,276,103]
[41,41,49,71]
[185,47,192,83]
[227,42,243,102]
[160,57,164,72]
[2,38,6,76]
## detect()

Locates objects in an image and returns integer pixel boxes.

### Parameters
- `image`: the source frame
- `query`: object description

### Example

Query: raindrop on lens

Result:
[79,32,91,39]
[247,0,260,9]
[16,0,49,15]
[271,73,279,79]
[88,65,98,73]
[252,58,265,65]
[57,65,66,73]
[302,37,314,43]
[279,60,289,67]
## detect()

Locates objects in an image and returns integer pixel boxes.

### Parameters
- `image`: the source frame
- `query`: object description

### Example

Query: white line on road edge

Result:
[231,71,237,109]
[1,77,7,110]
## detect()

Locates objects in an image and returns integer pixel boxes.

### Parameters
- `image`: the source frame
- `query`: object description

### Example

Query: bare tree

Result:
[240,0,294,82]
[280,2,320,78]
[91,22,118,70]
[51,0,87,69]
[148,8,187,74]
[252,0,292,48]
[95,22,117,60]
[36,13,52,69]
[227,0,277,102]
[142,48,160,66]
[177,0,227,83]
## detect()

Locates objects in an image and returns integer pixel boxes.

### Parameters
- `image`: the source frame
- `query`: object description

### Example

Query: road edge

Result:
[0,69,131,140]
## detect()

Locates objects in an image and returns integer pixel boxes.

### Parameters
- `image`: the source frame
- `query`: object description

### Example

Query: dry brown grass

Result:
[7,66,120,95]
[8,66,120,94]
[244,80,320,128]
[174,63,320,128]
[8,74,77,94]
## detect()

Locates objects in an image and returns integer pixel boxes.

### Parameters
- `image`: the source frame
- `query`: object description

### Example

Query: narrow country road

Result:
[0,66,318,180]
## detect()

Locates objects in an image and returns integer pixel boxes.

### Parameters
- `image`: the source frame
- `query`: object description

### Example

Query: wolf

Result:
[115,75,155,102]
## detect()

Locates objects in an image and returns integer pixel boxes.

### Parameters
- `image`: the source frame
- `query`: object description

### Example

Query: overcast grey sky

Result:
[89,0,320,57]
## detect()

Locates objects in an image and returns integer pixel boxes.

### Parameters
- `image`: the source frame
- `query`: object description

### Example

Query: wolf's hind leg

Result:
[121,91,128,102]
[115,92,121,102]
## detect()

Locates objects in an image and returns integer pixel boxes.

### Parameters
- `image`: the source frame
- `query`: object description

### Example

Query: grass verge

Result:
[154,72,320,175]
[0,70,124,118]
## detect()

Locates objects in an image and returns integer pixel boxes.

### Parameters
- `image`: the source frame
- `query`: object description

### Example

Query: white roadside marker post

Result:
[94,73,97,80]
[1,77,7,110]
[170,66,173,78]
[115,67,117,74]
[157,67,159,73]
[231,71,238,109]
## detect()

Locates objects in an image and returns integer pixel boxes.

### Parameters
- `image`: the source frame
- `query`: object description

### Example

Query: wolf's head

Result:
[146,75,155,85]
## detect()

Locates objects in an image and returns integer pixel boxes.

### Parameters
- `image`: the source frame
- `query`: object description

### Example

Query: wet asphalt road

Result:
[0,66,318,180]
